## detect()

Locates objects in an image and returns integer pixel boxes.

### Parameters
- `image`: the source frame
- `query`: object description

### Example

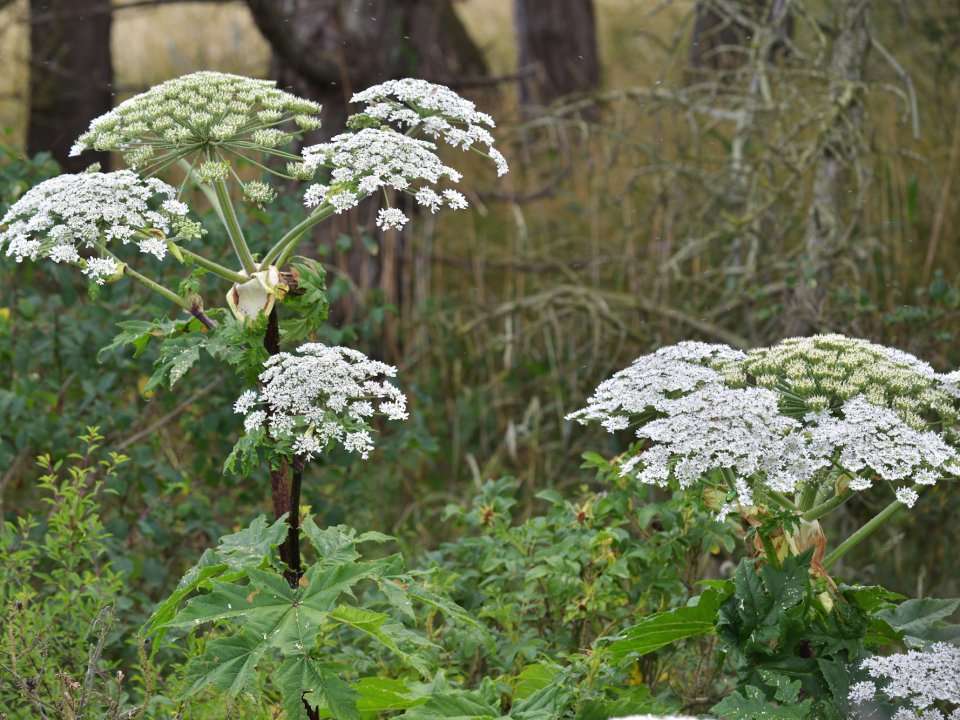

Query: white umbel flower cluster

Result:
[0,171,189,284]
[351,78,509,177]
[849,644,960,720]
[567,335,960,514]
[301,129,467,228]
[234,343,408,460]
[70,71,321,171]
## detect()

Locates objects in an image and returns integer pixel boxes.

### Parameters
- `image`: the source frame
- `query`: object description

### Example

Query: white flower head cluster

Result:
[351,78,509,177]
[568,335,960,515]
[234,343,408,460]
[566,341,746,432]
[0,171,189,284]
[71,71,321,170]
[301,128,469,229]
[849,644,960,720]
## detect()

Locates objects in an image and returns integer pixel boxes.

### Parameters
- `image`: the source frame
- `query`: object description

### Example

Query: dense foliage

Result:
[2,12,960,717]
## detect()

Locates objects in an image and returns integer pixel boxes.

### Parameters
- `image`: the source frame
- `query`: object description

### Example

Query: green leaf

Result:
[145,515,288,638]
[512,663,558,700]
[758,669,801,703]
[712,685,812,719]
[876,597,960,647]
[352,677,424,713]
[188,631,267,696]
[277,656,359,720]
[97,318,179,361]
[607,586,730,663]
[329,605,431,675]
[399,689,503,719]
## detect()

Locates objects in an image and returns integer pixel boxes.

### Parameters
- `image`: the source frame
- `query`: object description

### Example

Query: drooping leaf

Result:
[876,597,960,647]
[607,585,731,663]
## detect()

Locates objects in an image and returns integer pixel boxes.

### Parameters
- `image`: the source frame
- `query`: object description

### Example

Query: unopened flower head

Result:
[0,170,189,283]
[301,128,469,226]
[234,343,408,460]
[351,78,508,176]
[71,71,321,173]
[850,643,960,719]
[739,335,959,433]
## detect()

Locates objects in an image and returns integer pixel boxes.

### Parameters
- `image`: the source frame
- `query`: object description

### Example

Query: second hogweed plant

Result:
[570,335,960,719]
[0,72,508,718]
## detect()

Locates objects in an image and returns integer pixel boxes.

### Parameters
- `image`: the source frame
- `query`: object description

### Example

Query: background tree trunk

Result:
[514,0,600,110]
[784,0,871,336]
[28,0,113,170]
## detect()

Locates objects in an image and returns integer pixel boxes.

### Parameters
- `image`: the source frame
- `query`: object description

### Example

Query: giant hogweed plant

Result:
[568,336,960,719]
[0,72,507,718]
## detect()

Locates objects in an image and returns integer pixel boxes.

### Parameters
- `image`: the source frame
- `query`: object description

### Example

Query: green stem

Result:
[802,490,852,522]
[758,529,781,569]
[175,245,248,284]
[798,480,820,512]
[212,178,257,274]
[262,204,337,267]
[97,245,190,310]
[824,499,904,569]
[765,490,799,513]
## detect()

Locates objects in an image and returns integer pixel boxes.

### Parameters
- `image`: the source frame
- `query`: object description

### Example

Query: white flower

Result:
[351,78,508,176]
[442,189,468,210]
[82,257,121,285]
[896,486,920,508]
[0,171,188,276]
[809,397,958,487]
[71,71,321,169]
[233,343,408,461]
[376,208,408,231]
[303,184,328,208]
[851,644,960,715]
[565,341,745,431]
[301,128,465,224]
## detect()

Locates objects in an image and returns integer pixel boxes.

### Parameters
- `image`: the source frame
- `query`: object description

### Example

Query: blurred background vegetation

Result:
[1,0,960,698]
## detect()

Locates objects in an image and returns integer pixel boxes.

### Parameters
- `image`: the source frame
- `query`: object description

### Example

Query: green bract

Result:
[70,71,322,175]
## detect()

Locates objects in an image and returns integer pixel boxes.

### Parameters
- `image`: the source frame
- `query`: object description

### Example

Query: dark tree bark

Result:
[28,0,113,170]
[514,0,600,110]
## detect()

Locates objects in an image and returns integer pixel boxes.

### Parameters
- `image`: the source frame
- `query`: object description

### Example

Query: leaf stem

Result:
[824,499,904,569]
[802,490,852,522]
[175,244,249,283]
[97,244,190,310]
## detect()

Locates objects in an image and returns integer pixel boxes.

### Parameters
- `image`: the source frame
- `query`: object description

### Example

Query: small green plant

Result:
[0,428,131,719]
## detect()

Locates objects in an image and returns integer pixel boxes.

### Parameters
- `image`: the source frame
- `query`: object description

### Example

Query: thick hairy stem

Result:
[283,455,306,585]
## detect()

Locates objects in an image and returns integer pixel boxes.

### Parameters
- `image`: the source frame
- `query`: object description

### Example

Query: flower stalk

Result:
[824,499,905,569]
